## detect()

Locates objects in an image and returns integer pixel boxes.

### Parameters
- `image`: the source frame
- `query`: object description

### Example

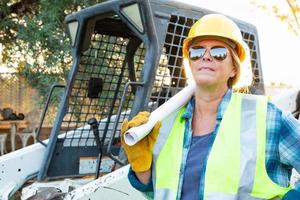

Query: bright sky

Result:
[180,0,300,87]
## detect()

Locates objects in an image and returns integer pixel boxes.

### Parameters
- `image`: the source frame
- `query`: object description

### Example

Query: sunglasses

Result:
[188,46,228,61]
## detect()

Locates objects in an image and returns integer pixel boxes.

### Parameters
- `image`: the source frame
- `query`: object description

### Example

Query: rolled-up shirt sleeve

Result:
[128,167,154,198]
[278,110,300,191]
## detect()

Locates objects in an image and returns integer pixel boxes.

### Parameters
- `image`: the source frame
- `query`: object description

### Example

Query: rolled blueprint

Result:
[124,82,196,146]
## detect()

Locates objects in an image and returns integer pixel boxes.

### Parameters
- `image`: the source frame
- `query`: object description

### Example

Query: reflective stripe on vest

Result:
[152,107,186,200]
[152,93,291,200]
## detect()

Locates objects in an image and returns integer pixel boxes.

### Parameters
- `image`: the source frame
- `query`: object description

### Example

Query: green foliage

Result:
[0,0,105,101]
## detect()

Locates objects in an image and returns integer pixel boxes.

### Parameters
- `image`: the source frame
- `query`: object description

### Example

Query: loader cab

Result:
[37,0,264,181]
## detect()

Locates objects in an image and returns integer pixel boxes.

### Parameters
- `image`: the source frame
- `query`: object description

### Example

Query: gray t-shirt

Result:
[181,132,213,200]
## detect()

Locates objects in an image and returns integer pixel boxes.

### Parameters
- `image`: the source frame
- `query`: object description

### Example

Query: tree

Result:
[0,0,105,101]
[250,0,300,36]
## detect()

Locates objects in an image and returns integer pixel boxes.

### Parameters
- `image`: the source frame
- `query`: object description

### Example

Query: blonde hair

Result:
[229,47,251,93]
[228,47,240,88]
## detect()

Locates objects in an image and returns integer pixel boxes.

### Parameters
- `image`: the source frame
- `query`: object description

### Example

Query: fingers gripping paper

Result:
[124,82,196,146]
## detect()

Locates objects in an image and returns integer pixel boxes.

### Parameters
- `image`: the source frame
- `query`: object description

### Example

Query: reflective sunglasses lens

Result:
[210,47,228,61]
[189,47,206,61]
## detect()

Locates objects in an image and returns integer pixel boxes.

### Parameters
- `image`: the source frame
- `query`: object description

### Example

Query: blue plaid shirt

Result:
[128,89,300,199]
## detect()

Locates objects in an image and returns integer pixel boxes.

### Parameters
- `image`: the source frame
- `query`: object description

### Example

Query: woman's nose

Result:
[202,49,213,61]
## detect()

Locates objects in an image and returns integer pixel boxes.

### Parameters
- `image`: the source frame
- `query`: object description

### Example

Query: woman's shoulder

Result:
[267,100,282,112]
[267,100,300,131]
[233,92,269,102]
[235,93,286,117]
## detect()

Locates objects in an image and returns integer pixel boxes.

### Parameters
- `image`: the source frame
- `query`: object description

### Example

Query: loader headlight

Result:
[68,21,79,47]
[121,3,144,33]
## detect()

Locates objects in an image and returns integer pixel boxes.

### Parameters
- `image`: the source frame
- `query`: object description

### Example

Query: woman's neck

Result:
[194,85,228,117]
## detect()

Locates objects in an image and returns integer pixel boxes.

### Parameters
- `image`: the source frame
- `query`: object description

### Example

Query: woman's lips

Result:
[198,66,215,71]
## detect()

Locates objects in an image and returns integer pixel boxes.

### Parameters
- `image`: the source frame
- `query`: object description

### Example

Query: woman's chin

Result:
[194,78,216,87]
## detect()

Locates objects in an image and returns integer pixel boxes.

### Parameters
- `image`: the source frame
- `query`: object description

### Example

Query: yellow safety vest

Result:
[152,93,291,200]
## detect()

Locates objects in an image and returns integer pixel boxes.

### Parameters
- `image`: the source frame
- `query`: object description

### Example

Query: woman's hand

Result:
[121,112,161,172]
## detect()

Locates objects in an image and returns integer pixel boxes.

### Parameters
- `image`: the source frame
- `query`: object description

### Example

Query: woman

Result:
[121,14,300,200]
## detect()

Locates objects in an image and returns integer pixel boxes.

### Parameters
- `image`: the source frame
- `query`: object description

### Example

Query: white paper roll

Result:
[124,82,196,146]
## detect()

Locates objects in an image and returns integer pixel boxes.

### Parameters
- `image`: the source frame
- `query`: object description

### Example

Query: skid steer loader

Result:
[0,0,272,199]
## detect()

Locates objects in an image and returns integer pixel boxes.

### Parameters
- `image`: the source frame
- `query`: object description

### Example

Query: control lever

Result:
[87,118,102,179]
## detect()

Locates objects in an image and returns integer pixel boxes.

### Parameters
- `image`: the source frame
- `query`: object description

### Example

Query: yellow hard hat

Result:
[182,14,248,63]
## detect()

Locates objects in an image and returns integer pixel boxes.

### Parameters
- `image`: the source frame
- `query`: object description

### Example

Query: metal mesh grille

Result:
[148,16,193,111]
[242,32,260,85]
[60,34,144,147]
